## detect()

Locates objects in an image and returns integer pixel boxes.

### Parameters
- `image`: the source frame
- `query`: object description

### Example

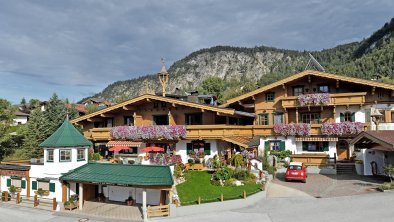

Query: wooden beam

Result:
[308,75,311,83]
[122,105,135,111]
[336,79,339,88]
[100,113,115,118]
[251,96,256,101]
[172,103,176,107]
[201,109,205,113]
[372,86,376,95]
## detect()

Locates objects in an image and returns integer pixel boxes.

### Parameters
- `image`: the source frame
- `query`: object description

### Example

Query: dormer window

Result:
[265,92,275,102]
[293,86,304,96]
[47,149,54,162]
[60,149,71,162]
[319,85,329,93]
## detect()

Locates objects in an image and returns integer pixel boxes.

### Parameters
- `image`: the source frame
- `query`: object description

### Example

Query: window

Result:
[258,113,269,125]
[340,112,355,122]
[265,140,285,151]
[152,115,169,125]
[153,102,159,108]
[300,113,320,124]
[124,116,134,126]
[265,92,275,102]
[106,118,113,127]
[187,140,211,155]
[60,149,71,162]
[293,86,304,96]
[77,149,85,161]
[302,142,328,152]
[319,85,329,93]
[273,112,283,124]
[47,149,54,162]
[185,113,203,125]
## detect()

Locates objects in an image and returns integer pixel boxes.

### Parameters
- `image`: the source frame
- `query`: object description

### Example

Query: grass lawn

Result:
[176,171,261,205]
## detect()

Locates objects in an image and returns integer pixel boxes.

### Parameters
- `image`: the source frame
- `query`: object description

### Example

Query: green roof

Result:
[59,163,174,186]
[40,120,92,147]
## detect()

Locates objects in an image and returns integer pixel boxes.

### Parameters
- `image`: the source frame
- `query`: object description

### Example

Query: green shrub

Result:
[266,165,277,176]
[355,160,363,164]
[231,154,245,168]
[210,179,221,186]
[195,158,201,164]
[379,182,394,190]
[174,163,183,178]
[8,185,16,193]
[270,150,292,159]
[224,178,236,187]
[212,167,233,181]
[244,177,256,185]
[188,159,194,164]
[89,153,101,161]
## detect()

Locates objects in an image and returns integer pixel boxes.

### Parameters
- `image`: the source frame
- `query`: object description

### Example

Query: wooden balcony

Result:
[281,92,367,108]
[83,123,369,141]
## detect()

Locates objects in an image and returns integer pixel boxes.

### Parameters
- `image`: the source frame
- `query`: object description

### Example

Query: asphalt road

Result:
[161,192,394,222]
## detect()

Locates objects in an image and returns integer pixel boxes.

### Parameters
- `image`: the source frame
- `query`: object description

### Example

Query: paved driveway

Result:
[272,173,389,198]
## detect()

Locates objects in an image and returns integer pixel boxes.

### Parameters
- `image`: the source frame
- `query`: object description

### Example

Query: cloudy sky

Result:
[0,0,393,104]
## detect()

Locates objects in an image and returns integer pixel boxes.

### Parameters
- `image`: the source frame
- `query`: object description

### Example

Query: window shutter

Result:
[323,142,329,151]
[340,113,344,122]
[351,112,356,122]
[6,179,11,187]
[204,143,211,155]
[279,141,286,151]
[49,183,55,192]
[32,181,37,190]
[264,141,270,151]
[186,143,192,154]
[21,180,26,189]
[302,142,308,151]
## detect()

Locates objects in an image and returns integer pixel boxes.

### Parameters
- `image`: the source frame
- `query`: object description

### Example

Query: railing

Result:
[281,92,367,108]
[147,205,170,218]
[85,123,369,140]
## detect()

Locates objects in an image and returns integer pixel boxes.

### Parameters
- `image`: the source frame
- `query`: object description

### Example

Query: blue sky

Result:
[0,0,393,104]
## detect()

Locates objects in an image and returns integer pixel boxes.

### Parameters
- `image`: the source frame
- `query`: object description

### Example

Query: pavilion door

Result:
[336,140,349,160]
[83,184,97,201]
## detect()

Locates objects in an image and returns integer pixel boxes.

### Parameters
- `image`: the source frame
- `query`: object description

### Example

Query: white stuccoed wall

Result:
[12,116,28,125]
[362,149,385,176]
[176,139,219,162]
[29,146,89,201]
[335,105,366,123]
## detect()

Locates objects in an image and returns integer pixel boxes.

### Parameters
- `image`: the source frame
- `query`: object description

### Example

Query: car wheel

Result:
[302,180,306,183]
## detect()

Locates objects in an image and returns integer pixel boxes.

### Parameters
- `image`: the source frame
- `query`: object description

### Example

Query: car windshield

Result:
[289,165,302,170]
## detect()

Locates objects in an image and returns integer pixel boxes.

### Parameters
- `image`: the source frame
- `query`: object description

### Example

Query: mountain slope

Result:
[89,17,394,103]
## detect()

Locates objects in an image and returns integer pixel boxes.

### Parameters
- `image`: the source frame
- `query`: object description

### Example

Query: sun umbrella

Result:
[141,146,165,152]
[108,146,131,152]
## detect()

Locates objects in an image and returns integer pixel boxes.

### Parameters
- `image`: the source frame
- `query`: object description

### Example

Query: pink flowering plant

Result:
[110,125,187,140]
[298,93,330,106]
[321,122,364,136]
[150,154,183,165]
[273,123,311,136]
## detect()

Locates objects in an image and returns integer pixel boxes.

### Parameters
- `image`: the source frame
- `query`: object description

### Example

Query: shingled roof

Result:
[40,120,92,147]
[59,163,174,186]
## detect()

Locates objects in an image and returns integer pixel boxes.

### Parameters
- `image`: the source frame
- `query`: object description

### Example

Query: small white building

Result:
[12,111,29,126]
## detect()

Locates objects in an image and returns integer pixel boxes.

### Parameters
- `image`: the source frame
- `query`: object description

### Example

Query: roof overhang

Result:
[350,131,394,151]
[221,70,394,107]
[71,94,242,124]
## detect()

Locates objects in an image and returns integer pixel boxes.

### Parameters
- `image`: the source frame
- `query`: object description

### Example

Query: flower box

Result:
[64,201,79,211]
[34,190,50,196]
[110,125,187,140]
[298,93,330,106]
[185,163,204,171]
[321,122,363,136]
[273,123,311,136]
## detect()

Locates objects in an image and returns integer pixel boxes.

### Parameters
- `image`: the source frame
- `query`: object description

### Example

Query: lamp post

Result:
[370,107,383,131]
[158,59,169,97]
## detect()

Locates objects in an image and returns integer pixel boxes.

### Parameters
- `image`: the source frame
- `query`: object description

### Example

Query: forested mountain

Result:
[88,17,394,103]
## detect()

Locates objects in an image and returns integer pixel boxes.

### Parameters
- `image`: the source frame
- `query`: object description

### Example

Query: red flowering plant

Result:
[273,123,311,136]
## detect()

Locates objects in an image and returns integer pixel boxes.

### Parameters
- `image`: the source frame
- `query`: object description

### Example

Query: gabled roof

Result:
[40,120,93,147]
[350,130,394,151]
[71,94,253,124]
[221,70,394,107]
[59,163,174,186]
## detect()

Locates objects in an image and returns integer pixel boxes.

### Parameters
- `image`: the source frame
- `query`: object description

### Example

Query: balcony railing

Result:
[281,92,367,108]
[83,123,370,141]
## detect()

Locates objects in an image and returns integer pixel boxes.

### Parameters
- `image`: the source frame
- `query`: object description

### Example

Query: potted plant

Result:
[125,196,134,206]
[35,188,50,198]
[355,160,364,175]
[8,185,17,198]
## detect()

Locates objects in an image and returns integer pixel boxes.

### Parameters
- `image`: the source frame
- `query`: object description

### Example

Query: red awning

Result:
[141,146,165,152]
[108,146,131,152]
[106,140,142,147]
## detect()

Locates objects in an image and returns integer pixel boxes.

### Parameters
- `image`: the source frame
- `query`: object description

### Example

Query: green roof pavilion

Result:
[40,120,92,147]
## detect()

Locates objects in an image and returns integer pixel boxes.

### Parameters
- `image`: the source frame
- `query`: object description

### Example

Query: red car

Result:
[285,162,307,183]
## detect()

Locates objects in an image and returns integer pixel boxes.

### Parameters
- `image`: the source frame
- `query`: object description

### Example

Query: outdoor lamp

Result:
[370,108,383,131]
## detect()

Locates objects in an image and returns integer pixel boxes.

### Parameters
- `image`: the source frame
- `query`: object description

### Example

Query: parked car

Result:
[285,162,307,183]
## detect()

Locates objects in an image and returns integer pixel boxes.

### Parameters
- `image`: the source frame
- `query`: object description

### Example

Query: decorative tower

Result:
[158,58,169,97]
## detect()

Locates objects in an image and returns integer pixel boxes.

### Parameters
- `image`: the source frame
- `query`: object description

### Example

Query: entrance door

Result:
[83,184,98,201]
[336,140,349,160]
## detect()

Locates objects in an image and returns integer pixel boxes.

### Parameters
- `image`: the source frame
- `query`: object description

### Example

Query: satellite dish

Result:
[305,53,325,72]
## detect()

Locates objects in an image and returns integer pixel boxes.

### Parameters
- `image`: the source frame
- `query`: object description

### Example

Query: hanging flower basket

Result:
[298,93,330,106]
